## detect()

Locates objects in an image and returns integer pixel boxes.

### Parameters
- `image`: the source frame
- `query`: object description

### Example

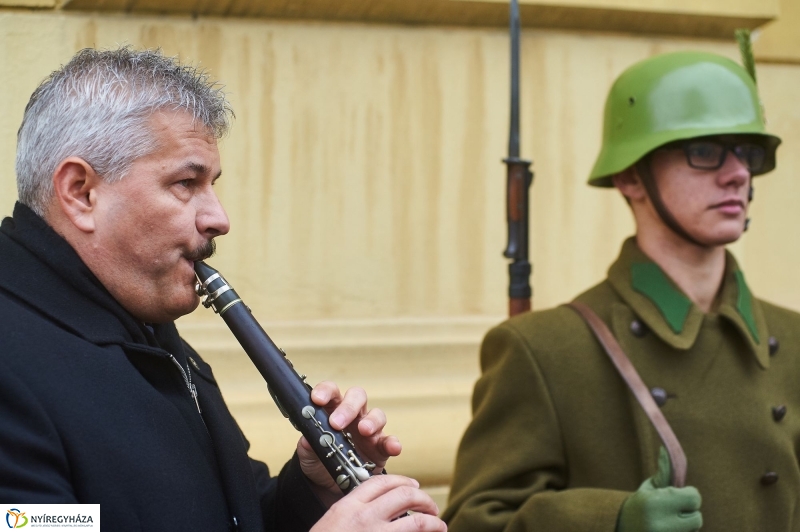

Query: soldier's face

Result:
[649,146,751,246]
[90,110,230,323]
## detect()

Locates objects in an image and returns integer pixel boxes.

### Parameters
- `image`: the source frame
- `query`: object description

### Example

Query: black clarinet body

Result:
[193,261,373,494]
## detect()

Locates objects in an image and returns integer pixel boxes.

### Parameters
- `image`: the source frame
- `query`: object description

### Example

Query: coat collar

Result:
[608,237,770,369]
[0,202,155,347]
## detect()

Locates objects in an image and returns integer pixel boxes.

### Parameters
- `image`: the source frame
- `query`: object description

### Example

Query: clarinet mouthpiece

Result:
[194,260,217,285]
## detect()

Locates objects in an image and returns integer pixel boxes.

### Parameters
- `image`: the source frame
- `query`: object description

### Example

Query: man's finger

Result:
[358,407,388,436]
[344,474,420,503]
[369,483,441,520]
[328,386,368,429]
[652,446,672,489]
[310,380,341,407]
[379,434,402,457]
[677,509,703,531]
[661,486,702,514]
[389,512,448,532]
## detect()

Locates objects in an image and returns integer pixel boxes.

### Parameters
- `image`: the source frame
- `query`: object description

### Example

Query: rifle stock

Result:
[503,157,533,316]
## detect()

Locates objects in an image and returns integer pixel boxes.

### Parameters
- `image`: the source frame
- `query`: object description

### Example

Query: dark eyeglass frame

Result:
[659,139,767,174]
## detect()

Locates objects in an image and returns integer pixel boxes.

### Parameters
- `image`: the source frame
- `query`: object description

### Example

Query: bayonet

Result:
[503,0,534,316]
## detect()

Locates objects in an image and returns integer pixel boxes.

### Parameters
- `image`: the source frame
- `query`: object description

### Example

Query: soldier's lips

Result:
[710,199,745,215]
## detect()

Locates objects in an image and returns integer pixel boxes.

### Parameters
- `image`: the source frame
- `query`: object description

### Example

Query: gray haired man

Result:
[0,47,446,532]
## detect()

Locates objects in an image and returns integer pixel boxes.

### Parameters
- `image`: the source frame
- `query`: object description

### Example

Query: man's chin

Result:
[697,227,746,247]
[183,296,202,316]
[155,295,202,323]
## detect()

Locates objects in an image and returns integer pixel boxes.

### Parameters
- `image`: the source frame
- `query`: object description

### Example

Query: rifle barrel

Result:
[508,0,521,159]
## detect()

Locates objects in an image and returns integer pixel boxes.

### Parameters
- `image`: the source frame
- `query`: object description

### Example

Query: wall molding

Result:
[177,315,501,484]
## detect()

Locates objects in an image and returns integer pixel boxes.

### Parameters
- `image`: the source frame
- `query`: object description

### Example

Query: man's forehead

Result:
[148,109,216,139]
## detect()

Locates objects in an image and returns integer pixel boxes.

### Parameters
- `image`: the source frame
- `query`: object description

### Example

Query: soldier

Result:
[443,50,797,531]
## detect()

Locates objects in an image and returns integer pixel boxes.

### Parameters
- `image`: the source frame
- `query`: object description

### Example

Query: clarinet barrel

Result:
[193,261,373,494]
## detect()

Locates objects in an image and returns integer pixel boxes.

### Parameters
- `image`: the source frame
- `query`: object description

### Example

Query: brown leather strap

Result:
[567,301,687,487]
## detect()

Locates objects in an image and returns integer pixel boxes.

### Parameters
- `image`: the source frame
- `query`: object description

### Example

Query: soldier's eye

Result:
[686,142,723,168]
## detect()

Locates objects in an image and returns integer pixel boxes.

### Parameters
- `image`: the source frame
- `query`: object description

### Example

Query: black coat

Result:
[0,203,326,531]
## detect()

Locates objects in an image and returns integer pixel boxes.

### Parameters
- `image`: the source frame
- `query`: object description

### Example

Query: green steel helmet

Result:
[588,51,781,187]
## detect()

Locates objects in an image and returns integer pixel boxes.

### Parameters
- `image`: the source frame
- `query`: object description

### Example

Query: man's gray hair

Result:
[16,46,234,216]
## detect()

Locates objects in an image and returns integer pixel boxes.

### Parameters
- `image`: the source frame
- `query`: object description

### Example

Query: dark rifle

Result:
[503,0,534,317]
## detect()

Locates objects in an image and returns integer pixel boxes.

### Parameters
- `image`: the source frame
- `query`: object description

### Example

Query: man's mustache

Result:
[185,240,217,263]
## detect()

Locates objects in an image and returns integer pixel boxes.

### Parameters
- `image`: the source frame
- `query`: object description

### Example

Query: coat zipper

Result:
[167,353,202,414]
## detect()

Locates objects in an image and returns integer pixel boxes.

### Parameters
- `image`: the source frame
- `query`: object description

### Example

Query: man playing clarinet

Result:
[0,46,446,532]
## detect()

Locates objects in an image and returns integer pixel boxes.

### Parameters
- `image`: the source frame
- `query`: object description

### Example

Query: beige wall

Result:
[1,6,799,500]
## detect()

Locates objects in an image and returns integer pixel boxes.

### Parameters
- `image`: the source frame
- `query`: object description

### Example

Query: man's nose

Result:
[718,149,750,187]
[198,190,230,238]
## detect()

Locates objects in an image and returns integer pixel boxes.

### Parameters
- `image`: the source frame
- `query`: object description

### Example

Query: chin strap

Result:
[634,159,708,247]
[744,185,753,231]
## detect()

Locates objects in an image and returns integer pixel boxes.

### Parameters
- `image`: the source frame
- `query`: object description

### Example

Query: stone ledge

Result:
[50,0,777,39]
[0,0,56,7]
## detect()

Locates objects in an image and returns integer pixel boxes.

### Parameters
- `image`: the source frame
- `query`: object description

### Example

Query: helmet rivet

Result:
[628,96,636,106]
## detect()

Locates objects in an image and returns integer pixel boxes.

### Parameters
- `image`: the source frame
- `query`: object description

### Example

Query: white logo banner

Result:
[3,505,99,530]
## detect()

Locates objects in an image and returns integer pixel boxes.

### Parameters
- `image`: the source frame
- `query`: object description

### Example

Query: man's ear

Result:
[612,166,647,203]
[51,157,102,233]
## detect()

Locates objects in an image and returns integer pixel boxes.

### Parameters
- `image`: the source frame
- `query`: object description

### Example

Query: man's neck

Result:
[635,230,727,313]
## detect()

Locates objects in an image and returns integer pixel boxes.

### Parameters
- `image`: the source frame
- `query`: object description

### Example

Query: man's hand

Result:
[617,447,702,532]
[310,475,447,532]
[297,381,402,500]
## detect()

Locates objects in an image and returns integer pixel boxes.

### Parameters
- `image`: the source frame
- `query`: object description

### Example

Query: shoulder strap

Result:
[566,301,687,487]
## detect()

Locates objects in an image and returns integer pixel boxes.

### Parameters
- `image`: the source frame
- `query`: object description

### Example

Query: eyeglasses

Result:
[663,140,767,173]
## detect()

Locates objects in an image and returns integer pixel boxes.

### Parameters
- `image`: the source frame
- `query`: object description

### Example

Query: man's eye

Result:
[688,143,720,159]
[178,179,192,188]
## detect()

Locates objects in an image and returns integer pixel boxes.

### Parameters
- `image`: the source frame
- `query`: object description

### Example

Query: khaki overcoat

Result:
[444,238,800,532]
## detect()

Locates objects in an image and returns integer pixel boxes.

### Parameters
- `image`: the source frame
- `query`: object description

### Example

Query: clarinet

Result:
[193,261,374,494]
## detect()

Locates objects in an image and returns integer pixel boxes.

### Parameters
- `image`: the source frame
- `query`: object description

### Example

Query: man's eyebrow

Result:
[184,162,222,181]
[185,162,210,175]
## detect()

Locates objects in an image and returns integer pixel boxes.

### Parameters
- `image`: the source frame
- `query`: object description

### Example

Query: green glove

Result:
[617,447,703,532]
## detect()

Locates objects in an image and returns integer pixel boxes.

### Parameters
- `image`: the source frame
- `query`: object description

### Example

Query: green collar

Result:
[608,238,770,368]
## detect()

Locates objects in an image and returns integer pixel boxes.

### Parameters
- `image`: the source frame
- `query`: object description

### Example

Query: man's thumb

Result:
[652,446,672,489]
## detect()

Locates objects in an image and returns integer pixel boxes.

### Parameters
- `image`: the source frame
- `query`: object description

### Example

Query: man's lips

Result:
[183,257,198,278]
[709,199,745,215]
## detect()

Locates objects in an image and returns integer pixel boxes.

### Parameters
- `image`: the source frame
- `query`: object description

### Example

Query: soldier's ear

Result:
[612,167,647,204]
[51,157,101,233]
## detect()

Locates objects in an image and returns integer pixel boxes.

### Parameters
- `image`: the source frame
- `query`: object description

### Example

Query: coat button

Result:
[761,472,779,486]
[769,337,779,356]
[651,387,668,406]
[630,319,648,338]
[772,405,787,422]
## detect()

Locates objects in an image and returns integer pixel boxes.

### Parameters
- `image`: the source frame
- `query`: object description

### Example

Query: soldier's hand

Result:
[617,447,702,532]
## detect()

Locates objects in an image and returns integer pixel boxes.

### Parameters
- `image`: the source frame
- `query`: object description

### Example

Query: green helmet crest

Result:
[588,51,781,187]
